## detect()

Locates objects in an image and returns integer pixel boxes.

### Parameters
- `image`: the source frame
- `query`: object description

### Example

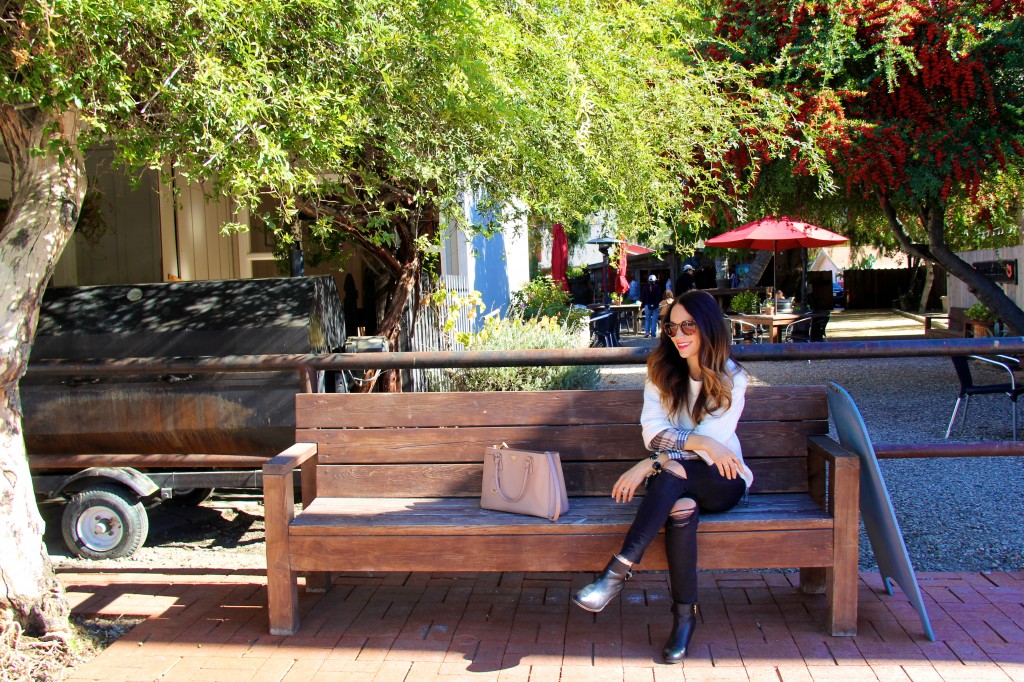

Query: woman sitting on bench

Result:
[572,290,753,664]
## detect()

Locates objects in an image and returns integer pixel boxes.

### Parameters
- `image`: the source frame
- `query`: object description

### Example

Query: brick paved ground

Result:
[59,568,1024,681]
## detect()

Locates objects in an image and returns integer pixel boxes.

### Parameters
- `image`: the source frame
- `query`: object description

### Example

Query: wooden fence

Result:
[845,268,947,310]
[947,245,1024,311]
[406,274,473,392]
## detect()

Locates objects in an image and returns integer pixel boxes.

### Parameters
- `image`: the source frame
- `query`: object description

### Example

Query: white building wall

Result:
[437,190,530,317]
[948,246,1024,310]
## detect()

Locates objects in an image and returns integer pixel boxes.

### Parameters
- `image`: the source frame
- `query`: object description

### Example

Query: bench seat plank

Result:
[289,494,832,536]
[287,529,835,573]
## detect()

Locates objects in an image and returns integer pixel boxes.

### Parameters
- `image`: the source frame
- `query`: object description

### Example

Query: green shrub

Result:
[442,314,599,391]
[730,290,760,314]
[965,302,996,322]
[510,276,588,330]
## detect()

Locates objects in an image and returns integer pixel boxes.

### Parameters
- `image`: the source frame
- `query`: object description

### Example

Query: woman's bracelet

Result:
[649,453,663,474]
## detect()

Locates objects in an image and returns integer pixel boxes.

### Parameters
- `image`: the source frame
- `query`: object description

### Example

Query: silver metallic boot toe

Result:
[572,557,633,612]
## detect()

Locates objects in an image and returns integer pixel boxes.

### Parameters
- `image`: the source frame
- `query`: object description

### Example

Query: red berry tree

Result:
[711,0,1024,331]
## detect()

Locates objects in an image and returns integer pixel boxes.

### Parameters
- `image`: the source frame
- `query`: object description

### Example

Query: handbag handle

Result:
[544,452,561,522]
[491,453,533,503]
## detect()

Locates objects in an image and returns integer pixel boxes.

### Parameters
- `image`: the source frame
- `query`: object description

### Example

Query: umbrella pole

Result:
[802,248,808,310]
[773,243,778,303]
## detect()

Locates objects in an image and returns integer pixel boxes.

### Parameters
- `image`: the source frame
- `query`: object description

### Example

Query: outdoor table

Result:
[704,286,770,310]
[609,303,641,335]
[727,312,802,344]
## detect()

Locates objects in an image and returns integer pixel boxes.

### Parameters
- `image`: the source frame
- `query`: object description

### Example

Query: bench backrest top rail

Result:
[297,386,827,429]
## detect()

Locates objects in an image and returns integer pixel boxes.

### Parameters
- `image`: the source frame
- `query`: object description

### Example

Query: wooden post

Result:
[801,439,828,595]
[299,454,331,593]
[826,451,860,636]
[264,461,299,635]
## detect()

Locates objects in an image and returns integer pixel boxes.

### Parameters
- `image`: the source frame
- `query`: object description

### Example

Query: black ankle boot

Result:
[662,602,697,663]
[572,557,633,612]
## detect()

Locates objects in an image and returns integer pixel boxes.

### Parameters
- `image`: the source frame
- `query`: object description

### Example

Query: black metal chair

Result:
[783,311,830,343]
[945,355,1024,441]
[728,316,765,344]
[589,311,618,347]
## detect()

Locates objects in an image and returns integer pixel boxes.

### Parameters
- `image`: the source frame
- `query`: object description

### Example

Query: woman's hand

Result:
[612,459,653,503]
[706,447,743,480]
[686,434,742,480]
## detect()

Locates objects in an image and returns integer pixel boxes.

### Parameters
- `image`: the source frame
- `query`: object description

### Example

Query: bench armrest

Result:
[805,434,860,517]
[264,442,318,477]
[806,434,859,467]
[264,442,319,509]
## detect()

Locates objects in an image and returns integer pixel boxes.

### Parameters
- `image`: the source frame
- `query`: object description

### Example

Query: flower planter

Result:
[967,319,995,338]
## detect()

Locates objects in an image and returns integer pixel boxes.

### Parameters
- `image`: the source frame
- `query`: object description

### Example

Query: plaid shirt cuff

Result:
[650,428,696,460]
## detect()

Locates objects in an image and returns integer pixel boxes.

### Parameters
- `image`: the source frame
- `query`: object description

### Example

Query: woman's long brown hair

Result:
[646,290,738,423]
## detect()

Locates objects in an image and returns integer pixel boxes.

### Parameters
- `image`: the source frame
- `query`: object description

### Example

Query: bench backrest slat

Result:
[314,457,815,498]
[301,420,828,464]
[298,385,828,496]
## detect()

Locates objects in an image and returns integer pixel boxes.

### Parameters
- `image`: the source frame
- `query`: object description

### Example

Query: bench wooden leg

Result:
[304,571,333,593]
[826,457,861,636]
[268,563,299,636]
[825,561,858,636]
[265,473,299,635]
[799,567,826,594]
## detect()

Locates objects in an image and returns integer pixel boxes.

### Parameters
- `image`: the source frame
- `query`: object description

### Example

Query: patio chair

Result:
[589,311,618,348]
[945,354,1024,441]
[783,311,830,342]
[728,316,765,344]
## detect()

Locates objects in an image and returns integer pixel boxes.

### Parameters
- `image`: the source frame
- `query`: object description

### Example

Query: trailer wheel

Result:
[61,484,149,559]
[165,488,215,507]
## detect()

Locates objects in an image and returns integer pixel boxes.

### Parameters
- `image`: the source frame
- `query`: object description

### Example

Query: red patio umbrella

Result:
[550,223,569,292]
[613,242,630,295]
[705,216,848,301]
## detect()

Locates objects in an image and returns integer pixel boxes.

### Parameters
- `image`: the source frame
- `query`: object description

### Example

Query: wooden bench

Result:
[263,385,860,637]
[923,306,966,338]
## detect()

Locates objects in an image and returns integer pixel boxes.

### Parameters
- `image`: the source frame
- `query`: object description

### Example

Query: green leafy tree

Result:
[1,0,809,638]
[708,0,1024,327]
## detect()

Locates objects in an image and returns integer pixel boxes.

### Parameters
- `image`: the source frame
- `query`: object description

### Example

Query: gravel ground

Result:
[603,333,1024,574]
[48,324,1024,577]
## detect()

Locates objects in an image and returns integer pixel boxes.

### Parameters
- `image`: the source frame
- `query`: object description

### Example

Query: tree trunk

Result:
[353,249,421,393]
[877,192,1024,334]
[918,260,934,313]
[0,105,85,637]
[740,250,772,288]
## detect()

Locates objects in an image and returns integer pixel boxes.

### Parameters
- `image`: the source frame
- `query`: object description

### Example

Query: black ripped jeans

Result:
[618,459,746,604]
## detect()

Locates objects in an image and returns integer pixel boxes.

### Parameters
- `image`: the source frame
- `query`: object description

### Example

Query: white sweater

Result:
[640,360,754,488]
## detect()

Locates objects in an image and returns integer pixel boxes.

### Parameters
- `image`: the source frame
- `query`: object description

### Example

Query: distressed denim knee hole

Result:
[668,498,697,527]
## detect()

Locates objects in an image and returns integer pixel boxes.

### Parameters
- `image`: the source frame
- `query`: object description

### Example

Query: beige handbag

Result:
[481,443,569,522]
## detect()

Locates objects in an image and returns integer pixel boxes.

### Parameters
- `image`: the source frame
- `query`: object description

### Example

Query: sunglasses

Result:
[662,320,698,336]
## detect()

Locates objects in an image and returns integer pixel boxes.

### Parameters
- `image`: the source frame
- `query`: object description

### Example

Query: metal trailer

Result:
[21,276,347,560]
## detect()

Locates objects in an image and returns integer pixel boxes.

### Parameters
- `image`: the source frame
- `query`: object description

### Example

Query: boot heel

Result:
[662,602,697,663]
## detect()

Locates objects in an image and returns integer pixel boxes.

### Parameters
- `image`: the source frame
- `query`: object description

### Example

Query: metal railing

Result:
[24,337,1024,460]
[24,336,1024,377]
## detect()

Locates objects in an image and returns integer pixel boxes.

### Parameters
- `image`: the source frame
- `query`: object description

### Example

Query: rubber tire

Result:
[61,484,149,560]
[164,487,215,507]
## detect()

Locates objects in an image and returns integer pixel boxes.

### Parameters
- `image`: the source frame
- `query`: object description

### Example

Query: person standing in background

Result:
[675,264,696,294]
[658,288,675,322]
[627,277,640,303]
[640,274,663,338]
